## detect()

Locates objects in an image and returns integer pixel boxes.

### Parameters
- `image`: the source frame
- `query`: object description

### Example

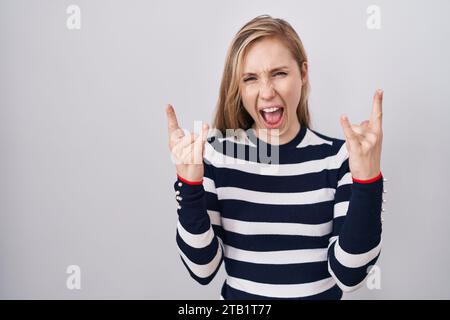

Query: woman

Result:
[166,15,385,300]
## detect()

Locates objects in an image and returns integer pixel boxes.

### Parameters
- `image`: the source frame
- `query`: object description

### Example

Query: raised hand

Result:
[166,104,209,182]
[340,89,383,180]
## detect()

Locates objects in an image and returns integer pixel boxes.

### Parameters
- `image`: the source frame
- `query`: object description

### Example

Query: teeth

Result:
[262,107,280,113]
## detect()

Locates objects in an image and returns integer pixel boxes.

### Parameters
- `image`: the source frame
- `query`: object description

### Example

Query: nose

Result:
[259,80,276,100]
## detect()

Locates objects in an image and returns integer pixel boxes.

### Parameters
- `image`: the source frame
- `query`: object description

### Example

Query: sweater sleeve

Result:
[174,158,224,285]
[327,143,384,292]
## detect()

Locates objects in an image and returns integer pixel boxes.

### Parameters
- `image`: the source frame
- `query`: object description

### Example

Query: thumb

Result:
[201,123,209,144]
[194,123,209,144]
[193,123,209,164]
[201,123,210,158]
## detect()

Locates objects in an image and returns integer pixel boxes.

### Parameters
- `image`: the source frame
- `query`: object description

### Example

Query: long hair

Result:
[213,15,312,134]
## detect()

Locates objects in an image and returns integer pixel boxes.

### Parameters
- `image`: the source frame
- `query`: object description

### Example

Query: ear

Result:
[300,61,308,85]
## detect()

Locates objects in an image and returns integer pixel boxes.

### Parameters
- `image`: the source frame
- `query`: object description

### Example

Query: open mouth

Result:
[259,106,284,129]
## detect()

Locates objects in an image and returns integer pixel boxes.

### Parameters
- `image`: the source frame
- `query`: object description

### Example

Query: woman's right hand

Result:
[166,104,209,183]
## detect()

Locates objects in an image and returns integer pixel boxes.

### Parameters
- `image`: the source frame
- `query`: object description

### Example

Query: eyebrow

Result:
[242,66,289,77]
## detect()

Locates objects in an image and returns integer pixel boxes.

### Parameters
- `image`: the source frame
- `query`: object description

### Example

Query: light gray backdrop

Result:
[1,0,449,299]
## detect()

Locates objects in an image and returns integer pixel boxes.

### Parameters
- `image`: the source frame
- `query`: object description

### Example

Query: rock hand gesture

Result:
[166,104,209,183]
[340,89,384,180]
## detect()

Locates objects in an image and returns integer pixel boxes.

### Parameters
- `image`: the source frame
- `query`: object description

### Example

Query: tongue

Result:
[262,109,283,124]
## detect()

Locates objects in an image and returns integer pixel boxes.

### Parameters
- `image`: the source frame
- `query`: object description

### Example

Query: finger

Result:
[166,104,184,146]
[201,123,210,157]
[360,120,370,128]
[192,123,209,164]
[370,89,383,131]
[171,133,196,154]
[169,128,185,147]
[176,132,197,148]
[361,139,374,150]
[166,104,181,135]
[201,123,209,144]
[179,143,196,165]
[181,134,202,165]
[340,115,358,143]
[172,134,197,165]
[364,131,378,145]
[192,123,209,148]
[351,124,365,135]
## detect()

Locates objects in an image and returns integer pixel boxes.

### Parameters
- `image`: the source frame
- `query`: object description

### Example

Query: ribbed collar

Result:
[246,125,307,150]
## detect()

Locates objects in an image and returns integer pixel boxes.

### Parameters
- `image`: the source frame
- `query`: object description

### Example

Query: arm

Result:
[327,152,383,292]
[174,159,224,285]
[329,89,385,292]
[165,104,224,285]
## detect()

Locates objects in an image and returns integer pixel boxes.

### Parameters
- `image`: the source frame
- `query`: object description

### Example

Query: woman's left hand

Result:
[340,89,383,180]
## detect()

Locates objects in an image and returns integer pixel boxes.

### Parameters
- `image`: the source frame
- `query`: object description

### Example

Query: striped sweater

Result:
[173,125,384,300]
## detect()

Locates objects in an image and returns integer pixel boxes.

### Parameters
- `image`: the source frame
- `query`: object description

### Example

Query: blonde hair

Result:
[213,15,312,134]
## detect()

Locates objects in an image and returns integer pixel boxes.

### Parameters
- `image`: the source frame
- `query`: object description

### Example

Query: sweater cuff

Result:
[340,174,383,243]
[352,171,382,184]
[177,174,203,185]
[174,177,204,197]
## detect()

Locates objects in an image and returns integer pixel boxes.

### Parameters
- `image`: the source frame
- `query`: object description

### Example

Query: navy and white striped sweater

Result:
[173,125,383,299]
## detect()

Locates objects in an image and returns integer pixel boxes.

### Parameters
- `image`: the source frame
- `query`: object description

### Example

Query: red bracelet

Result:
[177,174,203,185]
[352,171,382,184]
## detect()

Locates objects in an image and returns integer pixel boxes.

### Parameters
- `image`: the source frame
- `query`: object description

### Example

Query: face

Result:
[239,36,307,144]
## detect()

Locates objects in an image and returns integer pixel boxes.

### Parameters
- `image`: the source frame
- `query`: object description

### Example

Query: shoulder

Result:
[205,128,256,153]
[302,128,348,164]
[303,127,345,150]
